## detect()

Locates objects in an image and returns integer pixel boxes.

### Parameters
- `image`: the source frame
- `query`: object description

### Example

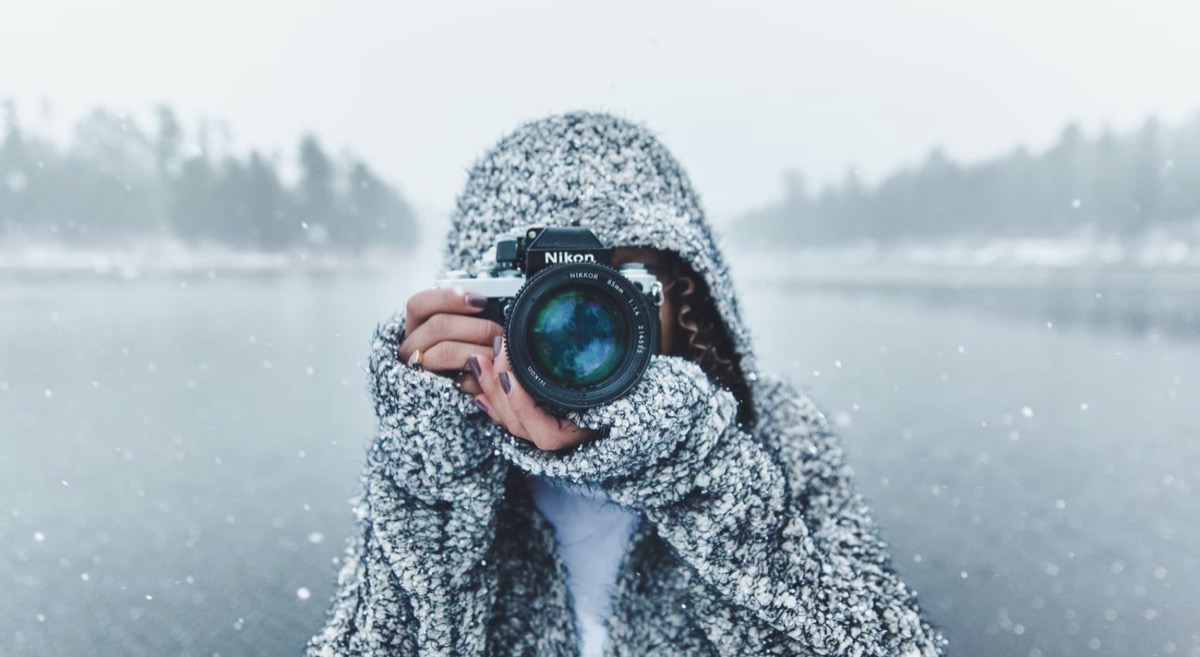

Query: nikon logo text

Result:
[544,252,595,264]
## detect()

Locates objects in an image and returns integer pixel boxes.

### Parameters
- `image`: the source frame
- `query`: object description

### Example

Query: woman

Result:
[307,113,946,656]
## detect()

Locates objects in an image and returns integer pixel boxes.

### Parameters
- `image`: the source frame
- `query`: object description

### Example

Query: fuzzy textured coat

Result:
[307,113,947,656]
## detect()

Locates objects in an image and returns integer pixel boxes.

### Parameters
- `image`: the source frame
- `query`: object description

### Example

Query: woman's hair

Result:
[658,251,755,427]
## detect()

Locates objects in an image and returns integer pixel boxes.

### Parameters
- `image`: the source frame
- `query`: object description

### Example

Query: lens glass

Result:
[528,287,628,387]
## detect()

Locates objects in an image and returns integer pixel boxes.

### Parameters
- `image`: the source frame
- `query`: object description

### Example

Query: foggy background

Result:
[2,1,1198,656]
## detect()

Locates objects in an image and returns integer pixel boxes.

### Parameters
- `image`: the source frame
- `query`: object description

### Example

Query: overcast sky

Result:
[3,0,1199,221]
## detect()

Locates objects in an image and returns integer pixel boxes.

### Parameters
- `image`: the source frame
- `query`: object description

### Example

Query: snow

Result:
[3,233,1198,276]
[0,239,420,275]
[725,233,1200,290]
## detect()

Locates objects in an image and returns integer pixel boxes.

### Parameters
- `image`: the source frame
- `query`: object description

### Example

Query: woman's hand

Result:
[397,287,504,396]
[467,344,602,452]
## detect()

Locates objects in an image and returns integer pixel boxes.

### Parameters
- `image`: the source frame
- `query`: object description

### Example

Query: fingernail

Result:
[465,293,488,309]
[466,354,482,378]
[498,371,512,395]
[472,398,489,413]
[407,351,419,367]
[492,336,502,359]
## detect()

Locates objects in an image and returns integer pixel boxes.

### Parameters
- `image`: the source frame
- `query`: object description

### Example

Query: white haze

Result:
[2,0,1200,220]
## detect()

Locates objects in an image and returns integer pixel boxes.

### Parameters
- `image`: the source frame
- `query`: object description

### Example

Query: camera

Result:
[436,226,663,414]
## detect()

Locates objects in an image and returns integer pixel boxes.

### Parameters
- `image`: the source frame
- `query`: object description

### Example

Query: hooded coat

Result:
[307,113,947,656]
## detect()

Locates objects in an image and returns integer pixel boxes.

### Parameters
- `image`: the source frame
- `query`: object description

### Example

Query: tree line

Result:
[736,114,1200,245]
[0,100,417,251]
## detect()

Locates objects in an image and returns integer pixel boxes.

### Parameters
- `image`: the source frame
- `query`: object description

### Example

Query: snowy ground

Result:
[751,234,1200,270]
[3,234,1200,277]
[0,240,424,277]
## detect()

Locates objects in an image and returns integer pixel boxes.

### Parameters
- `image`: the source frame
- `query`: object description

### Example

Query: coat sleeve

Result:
[496,356,946,656]
[307,311,508,657]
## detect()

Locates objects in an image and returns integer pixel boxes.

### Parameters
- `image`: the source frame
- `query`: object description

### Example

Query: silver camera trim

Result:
[436,263,663,307]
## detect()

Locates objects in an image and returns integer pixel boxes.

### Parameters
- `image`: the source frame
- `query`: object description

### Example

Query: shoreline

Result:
[2,239,1199,285]
[0,243,427,277]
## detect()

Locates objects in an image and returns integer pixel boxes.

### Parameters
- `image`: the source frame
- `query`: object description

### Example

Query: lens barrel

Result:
[505,262,658,414]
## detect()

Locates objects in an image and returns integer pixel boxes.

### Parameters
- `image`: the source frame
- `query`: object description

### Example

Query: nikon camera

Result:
[436,226,663,414]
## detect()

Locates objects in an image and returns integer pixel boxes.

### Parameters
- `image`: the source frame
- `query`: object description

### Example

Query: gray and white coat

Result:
[307,112,947,656]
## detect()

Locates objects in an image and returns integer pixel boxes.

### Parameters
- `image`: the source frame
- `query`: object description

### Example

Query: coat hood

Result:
[442,112,758,380]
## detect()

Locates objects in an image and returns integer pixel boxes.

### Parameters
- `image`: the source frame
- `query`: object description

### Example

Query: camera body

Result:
[436,226,663,413]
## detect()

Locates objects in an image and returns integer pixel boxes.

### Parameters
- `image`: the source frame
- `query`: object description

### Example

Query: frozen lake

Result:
[1,257,1198,656]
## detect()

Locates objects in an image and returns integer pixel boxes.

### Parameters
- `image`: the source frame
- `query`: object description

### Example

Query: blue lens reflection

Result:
[529,289,627,387]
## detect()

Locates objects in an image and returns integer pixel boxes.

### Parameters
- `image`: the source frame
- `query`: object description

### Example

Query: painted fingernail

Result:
[466,354,482,378]
[492,336,502,359]
[498,371,512,395]
[472,398,489,413]
[465,293,488,309]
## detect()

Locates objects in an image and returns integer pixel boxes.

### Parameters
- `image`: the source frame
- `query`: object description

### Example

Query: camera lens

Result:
[528,288,628,387]
[505,262,658,413]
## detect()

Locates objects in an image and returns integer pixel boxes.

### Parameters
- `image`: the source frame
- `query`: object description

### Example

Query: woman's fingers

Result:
[493,348,592,451]
[467,346,597,451]
[502,370,585,451]
[455,372,483,396]
[403,287,489,336]
[470,353,529,440]
[399,313,502,362]
[395,290,594,450]
[415,340,495,374]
